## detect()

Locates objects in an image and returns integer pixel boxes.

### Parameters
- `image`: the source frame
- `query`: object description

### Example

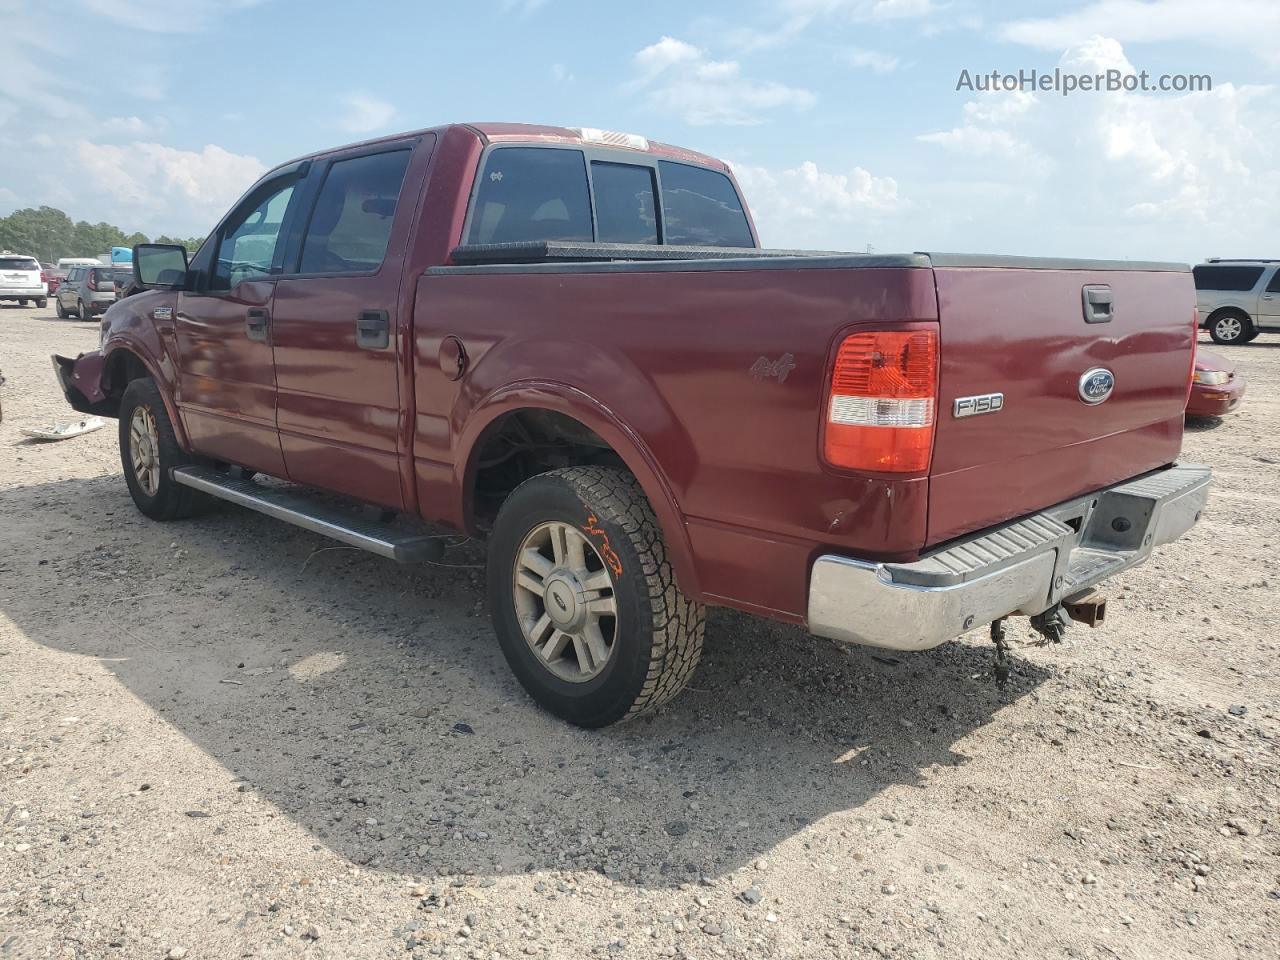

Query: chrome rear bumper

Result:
[808,463,1211,651]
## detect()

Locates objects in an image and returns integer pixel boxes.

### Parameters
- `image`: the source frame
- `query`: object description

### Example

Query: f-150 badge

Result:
[953,393,1004,418]
[749,353,796,383]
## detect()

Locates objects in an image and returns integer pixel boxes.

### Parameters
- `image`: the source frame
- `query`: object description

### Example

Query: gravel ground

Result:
[1,303,1277,960]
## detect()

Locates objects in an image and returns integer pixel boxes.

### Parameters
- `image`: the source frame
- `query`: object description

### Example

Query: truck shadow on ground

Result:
[2,474,1051,889]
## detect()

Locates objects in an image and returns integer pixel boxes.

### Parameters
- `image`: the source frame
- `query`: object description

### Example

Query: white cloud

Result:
[912,36,1279,258]
[74,141,266,234]
[550,63,574,83]
[80,0,269,34]
[338,94,397,134]
[843,48,901,73]
[731,159,901,247]
[633,37,815,125]
[1001,0,1280,64]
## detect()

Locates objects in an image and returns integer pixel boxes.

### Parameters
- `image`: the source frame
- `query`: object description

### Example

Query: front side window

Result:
[213,177,297,290]
[466,148,593,245]
[592,162,658,244]
[299,150,411,275]
[1192,265,1265,292]
[658,161,753,248]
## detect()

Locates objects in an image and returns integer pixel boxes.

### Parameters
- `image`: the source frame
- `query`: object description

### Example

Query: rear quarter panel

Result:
[413,261,938,620]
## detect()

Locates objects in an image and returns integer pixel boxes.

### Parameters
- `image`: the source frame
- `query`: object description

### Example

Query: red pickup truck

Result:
[54,122,1210,727]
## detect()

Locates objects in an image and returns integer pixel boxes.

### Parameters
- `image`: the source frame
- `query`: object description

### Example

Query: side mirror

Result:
[133,243,189,289]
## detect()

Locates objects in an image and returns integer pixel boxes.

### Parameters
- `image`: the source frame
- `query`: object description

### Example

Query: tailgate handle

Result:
[1082,284,1113,324]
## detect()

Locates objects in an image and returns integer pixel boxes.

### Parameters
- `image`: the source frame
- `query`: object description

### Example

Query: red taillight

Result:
[86,272,98,291]
[823,328,939,473]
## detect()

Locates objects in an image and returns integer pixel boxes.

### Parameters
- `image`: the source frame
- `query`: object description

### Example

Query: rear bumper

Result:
[808,463,1211,651]
[0,288,47,299]
[1187,376,1245,416]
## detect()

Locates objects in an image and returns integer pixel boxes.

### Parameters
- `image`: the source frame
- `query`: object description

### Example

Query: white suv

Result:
[0,253,48,308]
[1194,258,1280,345]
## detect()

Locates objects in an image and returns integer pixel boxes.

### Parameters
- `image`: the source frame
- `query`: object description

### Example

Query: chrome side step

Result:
[171,465,444,563]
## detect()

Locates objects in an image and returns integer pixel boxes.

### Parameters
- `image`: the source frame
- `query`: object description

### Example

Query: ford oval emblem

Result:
[1078,367,1116,405]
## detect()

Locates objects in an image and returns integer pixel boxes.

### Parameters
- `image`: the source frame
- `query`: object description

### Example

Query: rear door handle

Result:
[245,307,270,342]
[356,309,390,350]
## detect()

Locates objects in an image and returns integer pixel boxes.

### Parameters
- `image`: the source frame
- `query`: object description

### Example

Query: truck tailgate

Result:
[927,258,1195,545]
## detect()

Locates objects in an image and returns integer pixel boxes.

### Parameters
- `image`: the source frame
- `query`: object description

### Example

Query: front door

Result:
[270,137,431,510]
[175,171,304,475]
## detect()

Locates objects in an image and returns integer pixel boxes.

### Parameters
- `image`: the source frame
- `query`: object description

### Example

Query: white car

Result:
[0,253,48,308]
[1194,258,1280,345]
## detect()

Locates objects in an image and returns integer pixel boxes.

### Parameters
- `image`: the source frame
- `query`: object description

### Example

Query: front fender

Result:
[454,379,702,600]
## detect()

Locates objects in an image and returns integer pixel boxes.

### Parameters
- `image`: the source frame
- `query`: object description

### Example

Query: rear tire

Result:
[17,299,27,307]
[119,378,204,520]
[487,466,704,728]
[1209,310,1253,345]
[35,298,46,308]
[55,298,67,319]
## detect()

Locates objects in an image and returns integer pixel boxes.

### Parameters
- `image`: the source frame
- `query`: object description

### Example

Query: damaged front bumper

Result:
[52,351,113,416]
[808,463,1211,651]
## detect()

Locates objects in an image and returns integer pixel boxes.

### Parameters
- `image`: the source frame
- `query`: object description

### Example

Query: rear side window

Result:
[1266,269,1280,293]
[299,150,411,274]
[467,148,593,245]
[658,161,753,248]
[591,162,658,244]
[1193,265,1265,291]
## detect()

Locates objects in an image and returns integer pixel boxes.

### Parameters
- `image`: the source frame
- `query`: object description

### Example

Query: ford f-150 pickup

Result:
[53,122,1211,727]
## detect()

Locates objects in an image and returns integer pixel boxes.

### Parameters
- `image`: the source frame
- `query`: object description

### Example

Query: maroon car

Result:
[52,123,1211,727]
[1187,348,1246,416]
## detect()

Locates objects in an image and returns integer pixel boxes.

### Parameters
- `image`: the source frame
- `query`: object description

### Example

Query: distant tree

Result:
[0,206,202,262]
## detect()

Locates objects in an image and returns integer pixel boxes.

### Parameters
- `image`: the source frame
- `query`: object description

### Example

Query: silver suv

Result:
[54,264,125,319]
[1194,258,1280,345]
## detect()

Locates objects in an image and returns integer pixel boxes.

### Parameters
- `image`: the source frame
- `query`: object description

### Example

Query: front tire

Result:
[487,466,704,728]
[1209,310,1253,345]
[119,378,203,520]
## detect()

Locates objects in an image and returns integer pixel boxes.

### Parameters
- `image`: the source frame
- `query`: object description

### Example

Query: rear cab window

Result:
[464,145,754,249]
[1193,265,1266,291]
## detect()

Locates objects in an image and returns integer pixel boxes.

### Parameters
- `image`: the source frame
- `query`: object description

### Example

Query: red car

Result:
[53,122,1210,727]
[1187,348,1245,416]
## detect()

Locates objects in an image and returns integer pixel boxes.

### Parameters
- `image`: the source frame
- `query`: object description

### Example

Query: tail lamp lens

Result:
[824,329,939,473]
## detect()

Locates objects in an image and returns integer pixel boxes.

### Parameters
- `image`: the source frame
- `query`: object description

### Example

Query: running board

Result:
[171,465,445,564]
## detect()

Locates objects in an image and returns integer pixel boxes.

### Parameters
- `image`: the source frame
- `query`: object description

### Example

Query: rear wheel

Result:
[119,378,204,520]
[1209,310,1253,345]
[17,299,27,307]
[35,297,46,308]
[55,297,67,319]
[487,466,704,728]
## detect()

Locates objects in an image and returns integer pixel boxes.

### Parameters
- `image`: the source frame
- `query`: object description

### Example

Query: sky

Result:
[1,0,1276,263]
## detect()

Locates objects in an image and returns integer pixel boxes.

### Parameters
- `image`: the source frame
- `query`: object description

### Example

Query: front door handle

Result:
[245,307,270,342]
[356,309,390,350]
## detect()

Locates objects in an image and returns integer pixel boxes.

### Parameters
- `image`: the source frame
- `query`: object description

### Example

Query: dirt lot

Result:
[0,303,1276,960]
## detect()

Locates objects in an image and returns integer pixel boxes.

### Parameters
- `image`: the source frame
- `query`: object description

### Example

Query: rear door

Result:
[1260,267,1280,328]
[270,135,432,510]
[927,260,1196,545]
[175,167,307,475]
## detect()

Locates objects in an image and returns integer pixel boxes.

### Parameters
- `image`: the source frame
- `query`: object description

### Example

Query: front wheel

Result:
[119,378,204,520]
[487,466,704,728]
[1209,311,1253,345]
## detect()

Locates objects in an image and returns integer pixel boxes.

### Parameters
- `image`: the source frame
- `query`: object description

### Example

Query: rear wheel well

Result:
[1207,306,1250,325]
[467,409,627,534]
